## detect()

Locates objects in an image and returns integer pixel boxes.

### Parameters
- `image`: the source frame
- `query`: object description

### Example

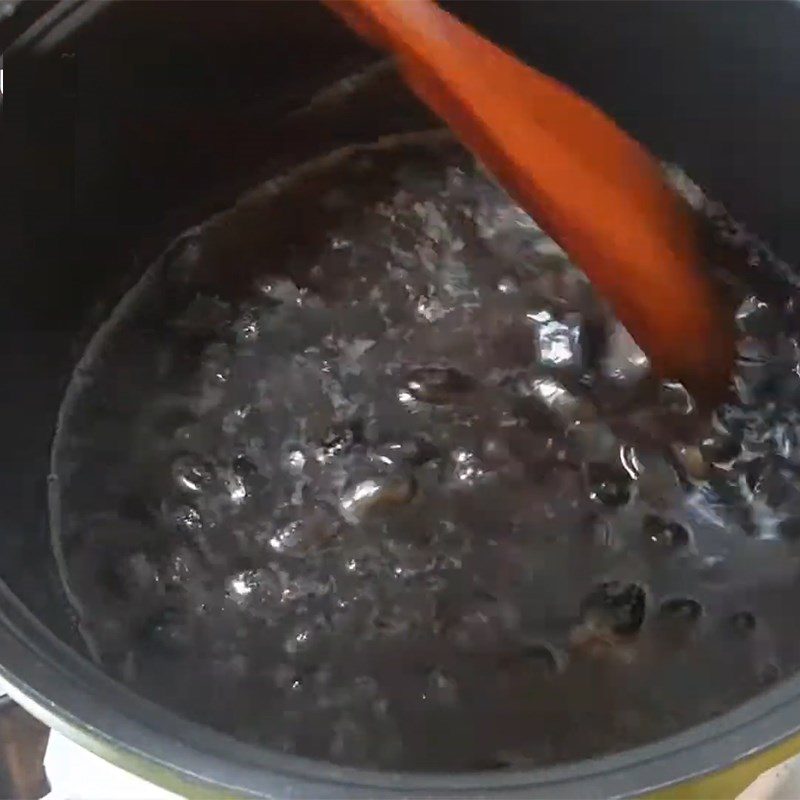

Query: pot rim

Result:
[4,1,800,796]
[1,580,798,799]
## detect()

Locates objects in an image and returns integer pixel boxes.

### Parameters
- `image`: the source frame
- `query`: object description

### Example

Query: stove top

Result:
[44,732,178,800]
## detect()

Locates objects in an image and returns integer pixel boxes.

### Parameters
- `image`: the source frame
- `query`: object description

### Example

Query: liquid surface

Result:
[51,133,800,771]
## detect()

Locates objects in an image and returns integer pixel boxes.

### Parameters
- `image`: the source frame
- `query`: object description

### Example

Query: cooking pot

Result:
[3,1,800,796]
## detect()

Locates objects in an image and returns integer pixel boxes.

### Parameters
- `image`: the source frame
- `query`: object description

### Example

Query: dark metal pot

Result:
[3,1,800,796]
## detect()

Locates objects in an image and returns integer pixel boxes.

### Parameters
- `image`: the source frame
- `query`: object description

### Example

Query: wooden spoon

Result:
[325,0,734,403]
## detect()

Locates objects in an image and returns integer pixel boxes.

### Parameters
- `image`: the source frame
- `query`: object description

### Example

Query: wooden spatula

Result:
[325,0,734,403]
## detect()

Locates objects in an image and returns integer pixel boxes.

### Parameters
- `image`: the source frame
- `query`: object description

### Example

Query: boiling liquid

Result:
[51,132,800,770]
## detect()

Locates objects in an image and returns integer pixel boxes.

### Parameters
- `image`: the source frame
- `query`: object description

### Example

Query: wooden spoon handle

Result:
[325,0,734,402]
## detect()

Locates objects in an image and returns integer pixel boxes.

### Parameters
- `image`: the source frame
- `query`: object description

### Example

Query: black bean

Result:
[643,514,690,549]
[406,366,475,404]
[700,434,741,466]
[659,598,703,622]
[499,643,561,677]
[580,581,646,636]
[587,464,631,507]
[729,610,757,634]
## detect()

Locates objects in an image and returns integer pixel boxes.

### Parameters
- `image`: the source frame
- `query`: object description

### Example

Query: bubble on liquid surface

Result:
[339,473,415,523]
[171,453,214,494]
[51,130,800,772]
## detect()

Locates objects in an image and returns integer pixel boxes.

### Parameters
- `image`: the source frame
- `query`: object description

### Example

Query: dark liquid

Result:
[51,133,800,770]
